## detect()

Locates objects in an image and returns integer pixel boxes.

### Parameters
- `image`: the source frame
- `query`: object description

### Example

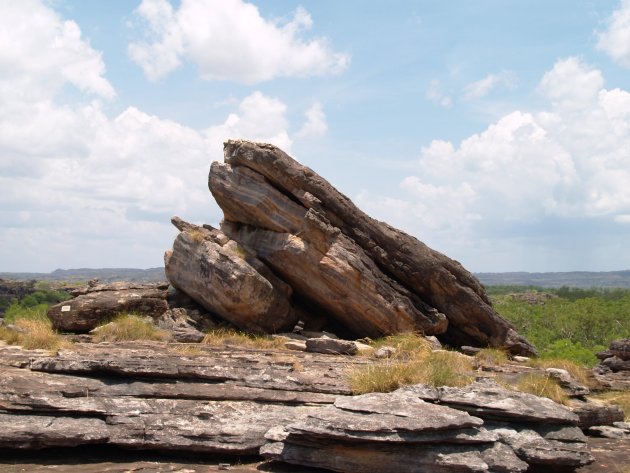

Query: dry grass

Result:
[349,346,473,395]
[92,314,169,342]
[526,357,592,387]
[168,344,206,356]
[189,228,206,244]
[475,348,509,367]
[516,372,569,405]
[0,318,72,352]
[370,332,433,360]
[202,328,286,349]
[590,391,630,421]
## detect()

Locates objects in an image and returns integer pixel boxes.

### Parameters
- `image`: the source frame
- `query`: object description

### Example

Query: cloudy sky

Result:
[1,0,630,273]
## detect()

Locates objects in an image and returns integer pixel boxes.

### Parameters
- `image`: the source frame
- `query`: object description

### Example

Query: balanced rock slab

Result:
[168,140,535,354]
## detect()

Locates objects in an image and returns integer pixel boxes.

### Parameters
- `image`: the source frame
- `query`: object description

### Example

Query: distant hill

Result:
[3,267,630,288]
[475,270,630,288]
[0,267,166,283]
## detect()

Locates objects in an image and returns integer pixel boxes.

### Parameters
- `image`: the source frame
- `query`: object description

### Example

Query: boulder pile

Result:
[594,338,630,390]
[165,140,536,356]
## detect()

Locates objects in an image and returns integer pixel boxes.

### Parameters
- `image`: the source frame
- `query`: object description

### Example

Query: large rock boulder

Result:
[47,282,169,332]
[166,140,536,355]
[165,217,297,333]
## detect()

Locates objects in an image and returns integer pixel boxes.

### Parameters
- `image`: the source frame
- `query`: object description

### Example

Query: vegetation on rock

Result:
[0,309,71,351]
[92,313,169,342]
[349,334,473,394]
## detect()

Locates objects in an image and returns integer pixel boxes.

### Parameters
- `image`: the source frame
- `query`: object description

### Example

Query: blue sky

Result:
[1,0,630,273]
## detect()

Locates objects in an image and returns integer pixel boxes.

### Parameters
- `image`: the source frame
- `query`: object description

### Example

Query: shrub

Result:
[516,373,568,405]
[92,313,169,342]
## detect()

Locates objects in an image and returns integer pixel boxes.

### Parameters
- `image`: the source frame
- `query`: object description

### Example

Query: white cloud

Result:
[462,72,515,100]
[295,102,328,139]
[0,1,300,271]
[128,0,349,83]
[426,79,452,107]
[0,0,115,101]
[204,91,293,156]
[360,57,630,269]
[597,0,630,67]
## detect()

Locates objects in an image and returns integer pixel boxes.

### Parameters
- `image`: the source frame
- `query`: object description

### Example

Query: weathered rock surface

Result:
[593,338,630,390]
[0,342,364,454]
[165,217,296,333]
[262,380,593,472]
[609,338,630,361]
[47,282,169,332]
[166,140,536,355]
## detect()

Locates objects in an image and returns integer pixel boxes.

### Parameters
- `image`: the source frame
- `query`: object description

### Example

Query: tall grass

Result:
[516,373,568,405]
[0,312,71,352]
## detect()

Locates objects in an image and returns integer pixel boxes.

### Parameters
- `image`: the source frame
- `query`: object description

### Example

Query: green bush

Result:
[492,289,630,366]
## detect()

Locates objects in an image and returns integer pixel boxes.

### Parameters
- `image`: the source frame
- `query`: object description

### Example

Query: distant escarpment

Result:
[165,140,536,356]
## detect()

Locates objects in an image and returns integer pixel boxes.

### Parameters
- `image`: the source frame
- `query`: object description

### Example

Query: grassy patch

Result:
[202,328,286,349]
[92,314,169,342]
[0,317,71,352]
[526,357,592,387]
[475,348,509,367]
[516,372,568,405]
[349,348,473,394]
[590,391,630,421]
[370,332,433,360]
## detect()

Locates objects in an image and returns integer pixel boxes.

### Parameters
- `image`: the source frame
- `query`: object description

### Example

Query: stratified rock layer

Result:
[167,140,534,354]
[261,379,593,472]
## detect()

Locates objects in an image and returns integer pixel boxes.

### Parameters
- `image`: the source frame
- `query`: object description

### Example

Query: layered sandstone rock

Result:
[167,140,536,355]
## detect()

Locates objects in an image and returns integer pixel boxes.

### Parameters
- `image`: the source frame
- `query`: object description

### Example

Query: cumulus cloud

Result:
[597,0,630,67]
[0,0,115,100]
[360,57,630,269]
[426,79,452,107]
[0,0,299,271]
[462,72,515,100]
[295,102,328,139]
[128,0,350,83]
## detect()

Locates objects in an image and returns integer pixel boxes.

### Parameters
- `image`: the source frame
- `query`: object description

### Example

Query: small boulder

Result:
[305,338,358,355]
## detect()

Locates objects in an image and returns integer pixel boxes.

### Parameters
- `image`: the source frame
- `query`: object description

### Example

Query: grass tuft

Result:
[526,357,592,387]
[92,313,169,342]
[202,328,286,349]
[516,372,568,405]
[475,348,509,367]
[0,317,72,352]
[370,332,433,360]
[349,348,473,394]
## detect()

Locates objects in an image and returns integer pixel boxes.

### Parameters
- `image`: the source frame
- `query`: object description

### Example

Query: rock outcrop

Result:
[0,343,594,471]
[262,379,593,472]
[594,338,630,390]
[166,140,536,356]
[47,282,169,332]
